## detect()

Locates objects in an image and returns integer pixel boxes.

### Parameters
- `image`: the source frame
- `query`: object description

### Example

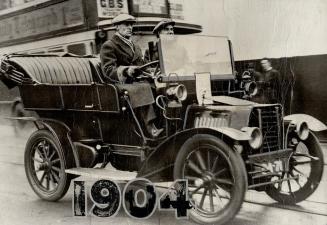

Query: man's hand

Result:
[126,66,140,77]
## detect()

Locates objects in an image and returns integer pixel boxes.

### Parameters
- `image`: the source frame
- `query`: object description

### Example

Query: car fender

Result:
[214,127,251,141]
[284,114,327,132]
[137,127,247,182]
[40,120,80,168]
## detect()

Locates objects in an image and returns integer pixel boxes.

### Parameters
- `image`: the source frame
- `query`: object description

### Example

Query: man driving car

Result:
[100,14,163,138]
[100,14,143,83]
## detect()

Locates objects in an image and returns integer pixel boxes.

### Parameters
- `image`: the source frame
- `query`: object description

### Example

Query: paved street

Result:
[0,124,326,225]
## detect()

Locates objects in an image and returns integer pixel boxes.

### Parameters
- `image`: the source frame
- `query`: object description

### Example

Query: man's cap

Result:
[112,14,136,25]
[153,19,175,34]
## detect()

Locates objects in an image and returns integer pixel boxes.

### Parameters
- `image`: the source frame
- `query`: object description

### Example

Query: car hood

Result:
[211,96,256,106]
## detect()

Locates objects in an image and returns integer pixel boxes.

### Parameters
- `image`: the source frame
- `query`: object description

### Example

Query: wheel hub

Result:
[203,172,214,183]
[194,172,215,187]
[38,161,51,172]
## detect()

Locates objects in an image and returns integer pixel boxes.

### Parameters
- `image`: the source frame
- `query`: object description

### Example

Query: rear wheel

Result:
[265,133,324,204]
[24,129,71,201]
[174,134,247,225]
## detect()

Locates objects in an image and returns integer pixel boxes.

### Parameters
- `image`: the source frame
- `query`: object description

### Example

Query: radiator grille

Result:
[250,106,282,153]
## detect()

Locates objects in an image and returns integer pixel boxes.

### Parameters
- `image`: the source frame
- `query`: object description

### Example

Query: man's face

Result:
[117,22,134,38]
[159,24,174,35]
[260,59,271,71]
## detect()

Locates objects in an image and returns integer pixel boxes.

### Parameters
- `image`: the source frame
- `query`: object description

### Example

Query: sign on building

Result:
[169,0,184,20]
[129,0,169,17]
[97,0,129,18]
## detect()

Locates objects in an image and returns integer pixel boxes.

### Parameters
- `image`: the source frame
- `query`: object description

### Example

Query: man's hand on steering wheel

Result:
[126,66,140,78]
[124,61,160,80]
[135,60,160,79]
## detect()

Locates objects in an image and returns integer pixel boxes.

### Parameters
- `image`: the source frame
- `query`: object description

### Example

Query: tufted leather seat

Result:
[8,56,103,84]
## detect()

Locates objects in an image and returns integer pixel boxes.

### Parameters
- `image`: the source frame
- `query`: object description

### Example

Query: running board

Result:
[248,175,299,189]
[65,167,137,181]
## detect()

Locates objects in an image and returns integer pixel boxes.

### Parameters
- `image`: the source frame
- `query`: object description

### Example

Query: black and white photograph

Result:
[0,0,326,224]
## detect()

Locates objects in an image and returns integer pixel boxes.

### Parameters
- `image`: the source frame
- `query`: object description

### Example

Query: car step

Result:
[65,167,137,181]
[252,172,281,179]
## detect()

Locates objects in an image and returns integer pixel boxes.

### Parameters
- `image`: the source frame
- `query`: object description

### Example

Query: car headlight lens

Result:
[244,81,258,96]
[166,84,187,101]
[242,127,263,149]
[296,121,309,141]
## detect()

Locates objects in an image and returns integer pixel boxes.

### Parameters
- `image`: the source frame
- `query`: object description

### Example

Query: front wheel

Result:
[174,134,247,225]
[265,132,324,204]
[24,129,71,201]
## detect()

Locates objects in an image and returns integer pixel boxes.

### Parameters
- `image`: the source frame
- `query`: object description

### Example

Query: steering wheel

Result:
[135,60,160,79]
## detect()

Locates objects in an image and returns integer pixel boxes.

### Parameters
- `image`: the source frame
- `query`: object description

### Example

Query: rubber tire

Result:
[174,134,247,225]
[24,129,71,201]
[265,133,324,204]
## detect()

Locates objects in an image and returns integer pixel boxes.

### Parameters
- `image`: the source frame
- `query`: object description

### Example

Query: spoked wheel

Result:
[266,133,324,204]
[24,129,71,201]
[174,134,247,225]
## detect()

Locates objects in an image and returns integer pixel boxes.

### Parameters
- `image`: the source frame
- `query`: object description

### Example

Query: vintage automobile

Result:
[0,35,326,224]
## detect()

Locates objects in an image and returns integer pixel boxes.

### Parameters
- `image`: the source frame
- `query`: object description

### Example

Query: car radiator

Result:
[250,105,283,153]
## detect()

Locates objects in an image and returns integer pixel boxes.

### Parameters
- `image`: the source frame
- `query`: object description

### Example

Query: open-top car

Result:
[0,35,326,224]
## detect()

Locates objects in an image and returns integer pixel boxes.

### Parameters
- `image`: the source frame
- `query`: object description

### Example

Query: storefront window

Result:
[0,0,45,11]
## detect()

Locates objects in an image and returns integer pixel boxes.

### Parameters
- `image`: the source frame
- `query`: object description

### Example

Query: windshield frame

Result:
[158,34,235,82]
